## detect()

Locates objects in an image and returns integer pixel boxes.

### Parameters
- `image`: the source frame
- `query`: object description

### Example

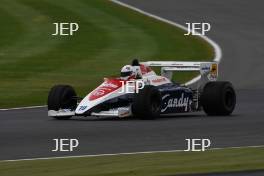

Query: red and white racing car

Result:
[47,59,236,119]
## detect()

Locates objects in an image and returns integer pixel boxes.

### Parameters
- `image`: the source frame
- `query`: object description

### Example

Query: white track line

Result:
[0,0,222,111]
[110,0,222,86]
[0,105,46,111]
[1,145,263,163]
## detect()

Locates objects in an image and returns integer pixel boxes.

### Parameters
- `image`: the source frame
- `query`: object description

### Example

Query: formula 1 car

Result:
[47,59,236,119]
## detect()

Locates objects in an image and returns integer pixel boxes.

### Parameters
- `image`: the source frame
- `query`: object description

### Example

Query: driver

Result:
[120,65,135,80]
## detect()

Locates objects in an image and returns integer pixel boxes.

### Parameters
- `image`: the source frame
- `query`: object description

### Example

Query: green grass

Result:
[0,0,213,108]
[0,147,263,176]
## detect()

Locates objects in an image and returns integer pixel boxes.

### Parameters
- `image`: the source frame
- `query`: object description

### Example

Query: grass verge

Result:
[0,0,213,108]
[0,147,263,176]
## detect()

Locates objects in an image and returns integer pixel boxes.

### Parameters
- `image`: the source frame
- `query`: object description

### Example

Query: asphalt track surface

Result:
[0,0,264,162]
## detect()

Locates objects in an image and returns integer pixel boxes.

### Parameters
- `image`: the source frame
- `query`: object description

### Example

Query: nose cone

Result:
[75,79,126,115]
[75,96,90,115]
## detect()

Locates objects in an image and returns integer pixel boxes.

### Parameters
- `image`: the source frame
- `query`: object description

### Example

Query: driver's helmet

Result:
[120,65,134,80]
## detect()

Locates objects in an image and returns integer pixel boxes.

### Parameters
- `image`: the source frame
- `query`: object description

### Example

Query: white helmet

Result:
[120,65,134,79]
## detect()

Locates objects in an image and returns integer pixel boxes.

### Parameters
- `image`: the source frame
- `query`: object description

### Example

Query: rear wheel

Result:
[47,85,77,120]
[132,85,161,119]
[201,81,236,116]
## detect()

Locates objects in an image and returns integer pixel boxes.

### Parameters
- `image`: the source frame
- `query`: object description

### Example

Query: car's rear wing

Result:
[142,61,218,85]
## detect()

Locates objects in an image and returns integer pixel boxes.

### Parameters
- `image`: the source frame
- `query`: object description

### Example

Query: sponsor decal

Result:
[78,106,87,111]
[207,63,218,81]
[201,66,210,71]
[101,82,118,88]
[161,93,191,113]
[89,79,124,101]
[91,89,105,96]
[152,77,167,83]
[210,63,218,75]
[118,107,131,117]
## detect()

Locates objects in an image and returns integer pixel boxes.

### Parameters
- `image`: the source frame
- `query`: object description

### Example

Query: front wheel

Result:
[47,85,77,120]
[201,81,236,116]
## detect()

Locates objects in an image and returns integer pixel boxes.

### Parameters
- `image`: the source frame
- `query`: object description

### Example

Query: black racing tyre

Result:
[132,85,161,119]
[201,81,236,116]
[47,85,77,119]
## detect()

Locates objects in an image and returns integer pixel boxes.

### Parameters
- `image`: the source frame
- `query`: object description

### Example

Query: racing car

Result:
[47,59,236,119]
